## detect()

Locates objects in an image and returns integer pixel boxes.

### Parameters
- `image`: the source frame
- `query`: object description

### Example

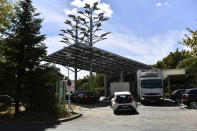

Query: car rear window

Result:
[185,90,190,94]
[176,90,186,94]
[189,90,197,94]
[116,95,132,103]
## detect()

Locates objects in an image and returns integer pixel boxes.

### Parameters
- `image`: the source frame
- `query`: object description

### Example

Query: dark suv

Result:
[182,88,197,107]
[171,89,186,103]
[0,95,13,104]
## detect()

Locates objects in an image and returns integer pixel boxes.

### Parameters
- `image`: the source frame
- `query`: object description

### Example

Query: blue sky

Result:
[32,0,197,79]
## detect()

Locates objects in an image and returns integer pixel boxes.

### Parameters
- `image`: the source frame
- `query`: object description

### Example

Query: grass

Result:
[65,104,79,110]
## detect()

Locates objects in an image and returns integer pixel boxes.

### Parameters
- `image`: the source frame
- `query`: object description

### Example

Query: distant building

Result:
[162,68,197,93]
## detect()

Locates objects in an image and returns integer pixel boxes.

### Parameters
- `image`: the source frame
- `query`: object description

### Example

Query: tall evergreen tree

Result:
[3,0,46,116]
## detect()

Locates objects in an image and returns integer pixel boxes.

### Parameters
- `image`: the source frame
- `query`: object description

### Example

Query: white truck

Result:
[137,69,164,104]
[110,82,130,96]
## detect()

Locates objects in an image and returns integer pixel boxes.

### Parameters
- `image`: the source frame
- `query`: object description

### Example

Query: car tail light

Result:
[130,95,134,100]
[115,96,117,102]
[185,94,188,100]
[171,93,175,96]
[84,95,88,99]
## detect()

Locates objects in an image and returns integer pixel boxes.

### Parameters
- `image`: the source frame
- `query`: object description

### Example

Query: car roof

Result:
[187,88,197,91]
[115,91,131,96]
[175,89,186,91]
[141,78,161,80]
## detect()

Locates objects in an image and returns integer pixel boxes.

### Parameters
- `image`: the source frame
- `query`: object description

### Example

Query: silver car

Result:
[111,92,137,114]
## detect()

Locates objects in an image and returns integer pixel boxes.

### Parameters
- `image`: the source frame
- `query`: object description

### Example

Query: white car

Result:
[111,91,137,114]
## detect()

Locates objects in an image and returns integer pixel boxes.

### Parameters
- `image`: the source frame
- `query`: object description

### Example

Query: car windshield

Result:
[185,89,190,94]
[141,79,162,88]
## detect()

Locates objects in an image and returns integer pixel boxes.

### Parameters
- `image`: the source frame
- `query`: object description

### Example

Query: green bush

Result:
[23,64,64,114]
[164,93,170,99]
[95,87,104,96]
[55,104,69,118]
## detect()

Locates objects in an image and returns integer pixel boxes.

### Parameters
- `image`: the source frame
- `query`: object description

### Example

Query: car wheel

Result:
[175,98,181,103]
[158,100,164,105]
[190,101,197,109]
[140,100,144,105]
[187,103,191,107]
[113,110,118,115]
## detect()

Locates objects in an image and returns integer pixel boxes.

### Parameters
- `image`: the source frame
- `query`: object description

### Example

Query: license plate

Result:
[121,105,129,108]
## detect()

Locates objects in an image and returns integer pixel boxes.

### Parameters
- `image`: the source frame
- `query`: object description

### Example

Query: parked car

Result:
[0,95,14,110]
[0,95,13,104]
[71,91,100,103]
[171,89,186,103]
[182,88,197,108]
[111,91,137,114]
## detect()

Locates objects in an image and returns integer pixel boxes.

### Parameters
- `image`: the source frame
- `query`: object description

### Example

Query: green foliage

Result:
[0,0,65,116]
[2,0,47,115]
[55,104,69,118]
[181,28,197,57]
[177,58,197,73]
[177,27,197,73]
[94,73,104,87]
[154,48,190,69]
[23,64,64,113]
[154,25,197,74]
[0,0,13,33]
[164,93,170,99]
[77,75,89,90]
[77,73,104,94]
[0,62,16,95]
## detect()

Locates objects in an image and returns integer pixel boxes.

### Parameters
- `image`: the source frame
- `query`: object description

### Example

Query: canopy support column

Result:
[74,67,77,93]
[104,74,107,98]
[120,67,124,82]
[167,76,171,94]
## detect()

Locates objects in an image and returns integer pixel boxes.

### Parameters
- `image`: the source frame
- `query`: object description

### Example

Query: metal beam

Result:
[104,74,107,98]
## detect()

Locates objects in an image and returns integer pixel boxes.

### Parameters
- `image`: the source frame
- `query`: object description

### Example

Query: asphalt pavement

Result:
[1,100,197,131]
[46,100,197,131]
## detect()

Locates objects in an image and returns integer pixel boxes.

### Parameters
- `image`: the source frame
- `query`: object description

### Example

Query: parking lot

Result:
[45,100,197,131]
[1,100,197,131]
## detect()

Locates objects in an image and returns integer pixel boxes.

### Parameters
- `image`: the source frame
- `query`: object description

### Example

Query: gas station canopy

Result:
[45,44,151,78]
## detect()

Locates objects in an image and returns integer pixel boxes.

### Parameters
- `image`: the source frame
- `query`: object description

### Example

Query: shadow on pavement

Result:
[72,100,111,109]
[115,110,139,116]
[141,99,181,107]
[0,121,61,131]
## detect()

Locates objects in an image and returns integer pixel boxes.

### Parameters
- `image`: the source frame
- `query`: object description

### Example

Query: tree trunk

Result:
[15,77,21,117]
[15,36,24,117]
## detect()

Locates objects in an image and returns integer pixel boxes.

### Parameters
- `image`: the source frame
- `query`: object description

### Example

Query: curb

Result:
[30,113,82,125]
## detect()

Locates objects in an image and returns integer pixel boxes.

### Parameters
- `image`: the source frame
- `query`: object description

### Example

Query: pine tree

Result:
[3,0,46,116]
